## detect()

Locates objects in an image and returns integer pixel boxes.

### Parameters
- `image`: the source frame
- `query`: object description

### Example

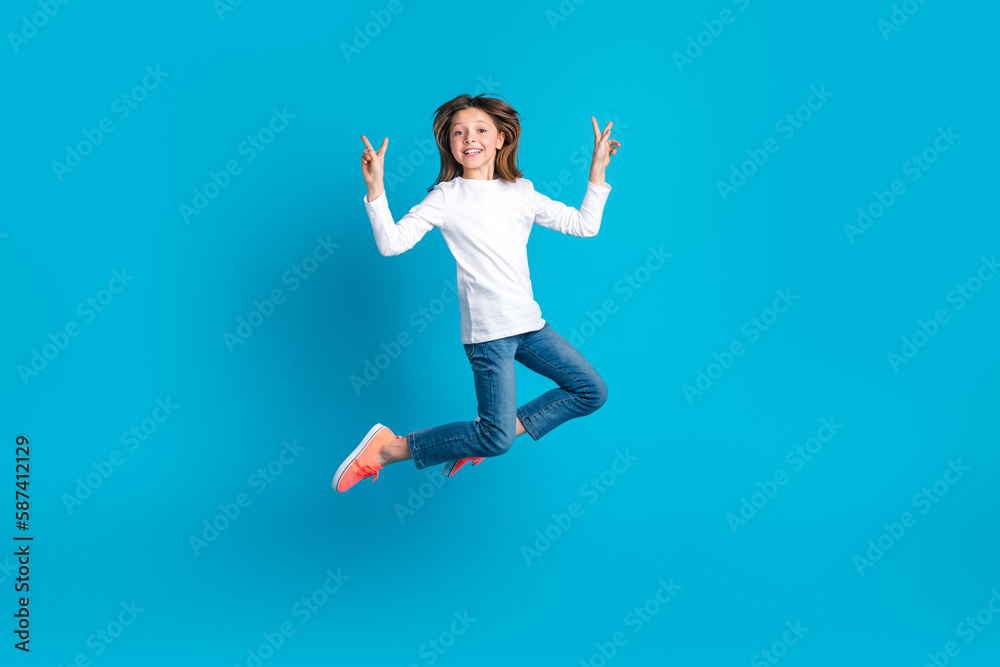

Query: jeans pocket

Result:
[464,343,476,361]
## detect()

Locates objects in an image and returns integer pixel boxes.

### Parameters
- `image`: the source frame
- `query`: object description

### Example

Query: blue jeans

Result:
[405,322,608,469]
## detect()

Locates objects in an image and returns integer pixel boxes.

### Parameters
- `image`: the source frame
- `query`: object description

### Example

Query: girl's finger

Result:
[362,135,375,151]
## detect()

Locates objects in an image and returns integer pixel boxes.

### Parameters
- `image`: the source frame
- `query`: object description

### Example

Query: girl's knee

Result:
[588,375,608,411]
[477,421,515,456]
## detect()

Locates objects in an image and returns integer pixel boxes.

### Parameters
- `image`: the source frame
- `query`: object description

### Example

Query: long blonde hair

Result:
[428,93,523,192]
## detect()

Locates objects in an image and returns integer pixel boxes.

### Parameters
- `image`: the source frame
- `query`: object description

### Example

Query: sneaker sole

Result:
[442,458,483,478]
[333,423,385,492]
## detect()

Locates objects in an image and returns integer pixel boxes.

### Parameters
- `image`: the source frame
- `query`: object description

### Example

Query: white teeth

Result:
[464,149,482,154]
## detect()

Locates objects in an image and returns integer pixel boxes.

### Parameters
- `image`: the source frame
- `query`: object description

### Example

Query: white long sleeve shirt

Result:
[363,176,612,344]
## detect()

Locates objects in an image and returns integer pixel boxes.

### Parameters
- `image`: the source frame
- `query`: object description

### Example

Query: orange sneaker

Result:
[333,423,395,492]
[442,457,484,478]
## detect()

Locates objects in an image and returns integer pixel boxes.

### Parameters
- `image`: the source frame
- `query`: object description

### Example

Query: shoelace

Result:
[356,462,381,482]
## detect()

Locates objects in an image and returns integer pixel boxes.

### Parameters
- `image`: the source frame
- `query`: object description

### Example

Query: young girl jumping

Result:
[334,93,620,492]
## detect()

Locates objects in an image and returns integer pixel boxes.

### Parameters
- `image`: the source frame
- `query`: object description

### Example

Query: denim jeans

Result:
[405,322,608,469]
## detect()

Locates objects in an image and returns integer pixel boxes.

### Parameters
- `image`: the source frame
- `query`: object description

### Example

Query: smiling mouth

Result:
[463,149,483,156]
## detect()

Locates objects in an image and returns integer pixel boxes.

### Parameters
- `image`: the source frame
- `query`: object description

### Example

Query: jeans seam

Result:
[485,343,494,428]
[408,432,425,469]
[420,429,492,461]
[520,395,579,433]
[516,406,541,440]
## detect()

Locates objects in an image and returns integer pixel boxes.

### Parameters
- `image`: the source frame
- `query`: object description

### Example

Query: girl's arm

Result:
[531,180,612,238]
[363,187,444,256]
[361,134,444,256]
[527,116,620,237]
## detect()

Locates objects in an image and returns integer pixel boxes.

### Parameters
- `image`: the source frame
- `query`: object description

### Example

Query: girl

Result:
[334,93,620,492]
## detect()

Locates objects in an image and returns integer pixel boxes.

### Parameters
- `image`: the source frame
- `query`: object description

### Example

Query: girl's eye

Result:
[478,128,486,133]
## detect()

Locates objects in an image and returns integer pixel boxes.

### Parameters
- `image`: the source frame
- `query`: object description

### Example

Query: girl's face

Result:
[449,107,504,176]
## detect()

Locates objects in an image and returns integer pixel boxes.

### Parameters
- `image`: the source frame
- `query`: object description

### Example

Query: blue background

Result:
[2,0,998,664]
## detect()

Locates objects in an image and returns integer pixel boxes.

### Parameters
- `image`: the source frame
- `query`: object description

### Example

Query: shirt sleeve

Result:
[530,180,612,238]
[363,186,445,256]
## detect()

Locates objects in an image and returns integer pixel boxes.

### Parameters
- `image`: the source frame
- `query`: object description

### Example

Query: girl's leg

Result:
[514,322,608,440]
[377,403,530,465]
[380,334,522,469]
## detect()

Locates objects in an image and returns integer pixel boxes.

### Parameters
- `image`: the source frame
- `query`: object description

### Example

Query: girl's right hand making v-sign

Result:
[361,135,388,185]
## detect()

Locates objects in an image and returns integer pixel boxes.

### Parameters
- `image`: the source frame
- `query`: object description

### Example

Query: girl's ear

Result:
[497,131,505,150]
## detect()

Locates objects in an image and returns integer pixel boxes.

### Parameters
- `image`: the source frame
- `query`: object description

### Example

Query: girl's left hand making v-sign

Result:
[590,117,621,185]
